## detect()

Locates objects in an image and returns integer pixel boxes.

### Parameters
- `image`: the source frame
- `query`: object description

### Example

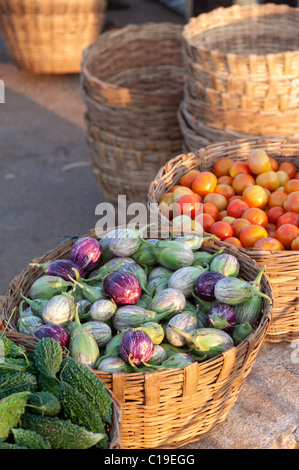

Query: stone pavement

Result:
[0,0,298,450]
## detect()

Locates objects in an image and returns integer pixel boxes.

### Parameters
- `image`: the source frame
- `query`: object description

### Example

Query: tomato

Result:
[179,169,201,188]
[242,185,268,209]
[227,198,249,218]
[283,191,299,213]
[213,157,234,177]
[269,157,279,171]
[218,210,227,220]
[232,173,255,194]
[203,193,228,212]
[247,149,271,175]
[267,206,285,224]
[172,186,195,203]
[169,185,181,193]
[214,184,235,200]
[276,211,299,228]
[275,223,299,249]
[241,207,268,227]
[239,225,268,248]
[295,172,299,180]
[224,237,243,248]
[265,223,277,238]
[255,170,280,192]
[160,192,173,205]
[252,237,284,251]
[229,161,251,178]
[230,218,251,238]
[192,172,218,198]
[222,216,235,225]
[276,170,290,187]
[217,175,233,186]
[176,194,202,219]
[267,191,288,208]
[210,221,233,240]
[200,213,215,232]
[291,237,299,250]
[284,179,299,194]
[278,161,297,179]
[159,201,175,220]
[202,202,219,220]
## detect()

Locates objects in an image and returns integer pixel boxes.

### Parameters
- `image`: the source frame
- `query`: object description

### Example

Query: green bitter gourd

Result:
[0,371,37,400]
[12,428,51,449]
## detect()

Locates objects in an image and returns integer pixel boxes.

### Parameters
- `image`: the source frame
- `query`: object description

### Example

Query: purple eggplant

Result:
[70,237,103,272]
[119,329,154,366]
[30,259,85,281]
[207,303,237,333]
[195,271,226,301]
[33,324,69,348]
[103,272,142,305]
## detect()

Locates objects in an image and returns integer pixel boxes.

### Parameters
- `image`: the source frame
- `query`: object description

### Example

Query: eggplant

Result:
[119,329,154,366]
[134,321,165,345]
[98,231,116,265]
[135,293,153,310]
[148,288,186,317]
[192,248,224,267]
[174,234,217,251]
[166,313,198,347]
[112,306,170,331]
[42,293,75,327]
[69,304,99,368]
[146,276,170,297]
[88,299,116,322]
[30,259,85,281]
[146,344,168,365]
[119,263,150,295]
[17,315,44,336]
[97,357,135,373]
[144,353,195,370]
[70,236,103,272]
[33,324,69,348]
[141,239,194,270]
[107,226,151,258]
[232,322,253,345]
[20,292,48,318]
[98,331,127,363]
[195,271,226,301]
[29,275,73,300]
[209,253,240,277]
[103,272,142,305]
[84,257,136,283]
[234,266,266,325]
[147,266,173,282]
[70,277,106,304]
[168,266,208,297]
[207,304,237,333]
[132,239,159,267]
[169,326,234,358]
[81,320,112,348]
[18,301,34,319]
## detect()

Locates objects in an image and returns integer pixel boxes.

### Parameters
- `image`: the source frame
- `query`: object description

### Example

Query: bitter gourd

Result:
[38,373,60,398]
[0,357,29,376]
[12,428,51,449]
[0,335,26,358]
[0,442,29,449]
[33,337,62,379]
[0,371,37,400]
[59,380,108,449]
[21,413,105,449]
[0,391,31,442]
[60,356,112,424]
[28,391,61,416]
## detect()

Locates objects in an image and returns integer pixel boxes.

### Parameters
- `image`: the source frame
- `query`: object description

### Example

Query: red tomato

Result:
[192,172,218,198]
[229,161,251,178]
[276,211,299,228]
[252,237,284,251]
[227,199,249,218]
[242,185,268,209]
[176,194,202,219]
[179,170,201,188]
[202,202,219,221]
[241,207,268,227]
[283,191,299,213]
[267,206,285,224]
[210,221,233,241]
[275,224,299,249]
[213,157,234,177]
[278,161,297,179]
[239,225,268,248]
[224,237,243,248]
[201,213,215,232]
[230,218,251,238]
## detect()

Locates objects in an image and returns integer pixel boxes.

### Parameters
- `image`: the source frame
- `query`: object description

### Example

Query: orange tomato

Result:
[239,225,268,248]
[169,185,181,193]
[214,184,235,200]
[265,223,277,238]
[229,161,251,178]
[213,157,234,177]
[224,237,243,248]
[247,149,271,175]
[203,193,228,212]
[267,206,285,224]
[291,237,299,250]
[269,157,279,171]
[227,199,249,218]
[295,172,299,180]
[200,213,215,232]
[267,191,288,208]
[241,207,268,227]
[179,169,201,188]
[278,161,297,179]
[218,210,227,220]
[232,173,255,194]
[210,221,233,241]
[176,194,202,219]
[202,202,219,221]
[230,218,251,238]
[191,172,218,198]
[275,223,299,249]
[255,170,280,192]
[222,216,235,224]
[242,185,268,209]
[172,186,195,203]
[217,175,233,186]
[252,237,284,251]
[160,192,174,205]
[159,201,175,220]
[283,191,299,213]
[284,179,299,194]
[277,211,299,228]
[276,170,290,187]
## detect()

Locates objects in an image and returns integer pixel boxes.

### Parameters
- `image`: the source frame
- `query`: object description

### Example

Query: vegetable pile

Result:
[158,149,299,251]
[15,228,271,374]
[0,335,112,449]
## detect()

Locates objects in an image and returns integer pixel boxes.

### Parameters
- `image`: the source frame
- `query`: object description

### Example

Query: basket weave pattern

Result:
[147,138,299,343]
[2,227,272,449]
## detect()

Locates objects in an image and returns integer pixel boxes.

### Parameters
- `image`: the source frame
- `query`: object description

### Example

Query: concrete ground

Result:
[0,0,298,451]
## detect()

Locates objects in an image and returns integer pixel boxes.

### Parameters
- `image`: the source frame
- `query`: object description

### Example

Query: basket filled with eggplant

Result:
[2,226,272,449]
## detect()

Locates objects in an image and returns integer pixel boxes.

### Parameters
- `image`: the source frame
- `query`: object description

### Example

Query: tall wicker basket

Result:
[2,227,272,449]
[0,0,107,74]
[148,138,299,343]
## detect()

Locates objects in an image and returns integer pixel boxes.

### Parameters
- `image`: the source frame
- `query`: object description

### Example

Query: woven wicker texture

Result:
[147,138,299,343]
[80,23,184,209]
[0,0,107,74]
[2,227,272,449]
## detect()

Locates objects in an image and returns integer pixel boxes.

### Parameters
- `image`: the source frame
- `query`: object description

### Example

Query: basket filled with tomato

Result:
[147,138,299,343]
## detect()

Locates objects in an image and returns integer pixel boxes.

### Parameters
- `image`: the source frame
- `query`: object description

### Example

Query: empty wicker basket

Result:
[2,227,272,449]
[80,22,184,209]
[0,0,107,74]
[147,138,299,343]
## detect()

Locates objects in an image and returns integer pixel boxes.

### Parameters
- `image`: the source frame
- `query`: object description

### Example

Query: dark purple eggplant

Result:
[103,272,142,305]
[70,237,103,272]
[33,324,69,348]
[207,303,237,333]
[119,329,154,366]
[195,271,226,301]
[30,259,85,281]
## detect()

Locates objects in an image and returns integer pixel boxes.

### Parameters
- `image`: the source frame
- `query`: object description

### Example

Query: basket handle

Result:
[216,346,237,384]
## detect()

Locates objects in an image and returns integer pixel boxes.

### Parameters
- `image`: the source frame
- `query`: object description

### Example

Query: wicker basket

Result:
[147,138,299,343]
[0,0,107,74]
[2,227,272,449]
[80,23,184,208]
[183,3,299,79]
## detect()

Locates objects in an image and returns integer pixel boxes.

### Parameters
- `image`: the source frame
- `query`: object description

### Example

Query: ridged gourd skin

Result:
[59,381,108,449]
[0,371,37,400]
[60,356,112,425]
[33,337,62,379]
[38,373,60,398]
[28,391,61,417]
[20,413,105,449]
[0,391,31,442]
[12,428,52,449]
[0,336,26,358]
